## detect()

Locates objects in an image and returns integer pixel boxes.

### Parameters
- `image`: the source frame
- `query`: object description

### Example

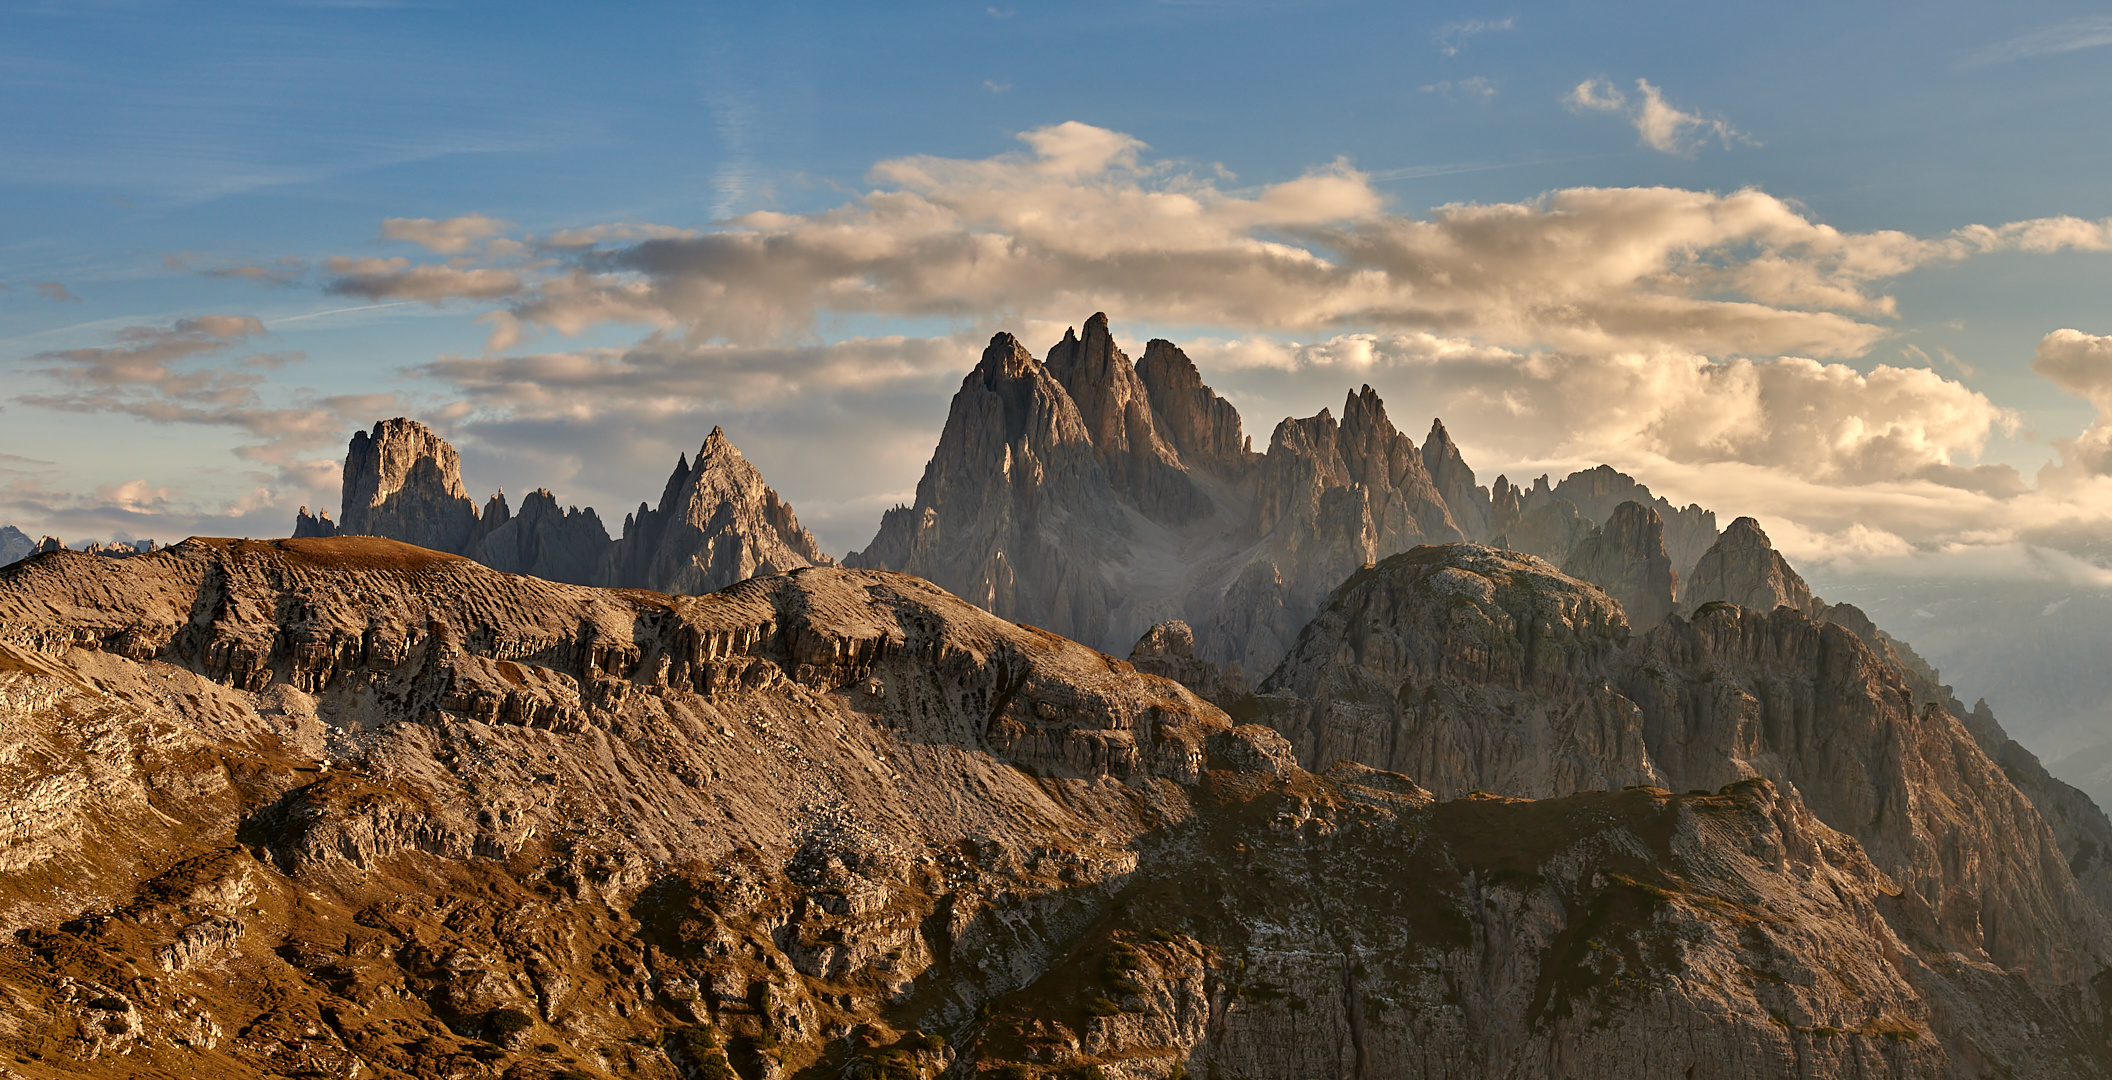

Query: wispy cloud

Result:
[1421,76,1496,103]
[1963,16,2112,67]
[984,79,1013,94]
[1566,78,1755,155]
[33,282,80,303]
[1435,17,1515,57]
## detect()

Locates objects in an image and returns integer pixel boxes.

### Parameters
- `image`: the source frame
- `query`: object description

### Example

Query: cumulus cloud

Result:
[1185,332,2013,486]
[362,123,2105,367]
[381,213,513,254]
[1566,79,1753,155]
[2032,328,2112,475]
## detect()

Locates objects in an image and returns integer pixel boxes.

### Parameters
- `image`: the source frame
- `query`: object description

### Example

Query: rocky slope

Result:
[298,420,830,595]
[3,538,2110,1077]
[1253,539,2112,990]
[849,316,1466,672]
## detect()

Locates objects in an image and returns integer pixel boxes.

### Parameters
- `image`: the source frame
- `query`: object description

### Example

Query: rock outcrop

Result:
[852,316,1465,672]
[1136,338,1254,478]
[338,418,485,555]
[2,539,2110,1077]
[291,506,337,537]
[1550,463,1719,578]
[1685,515,1816,615]
[303,419,828,595]
[1126,619,1247,707]
[1560,500,1677,628]
[466,488,612,586]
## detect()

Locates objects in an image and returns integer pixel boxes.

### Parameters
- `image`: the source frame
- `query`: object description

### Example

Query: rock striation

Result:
[301,418,830,595]
[1,538,2109,1076]
[850,315,1466,672]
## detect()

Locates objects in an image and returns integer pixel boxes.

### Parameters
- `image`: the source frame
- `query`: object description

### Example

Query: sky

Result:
[5,0,2112,588]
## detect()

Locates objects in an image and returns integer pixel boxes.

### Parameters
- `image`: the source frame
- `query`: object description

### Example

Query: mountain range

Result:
[2,315,2109,1077]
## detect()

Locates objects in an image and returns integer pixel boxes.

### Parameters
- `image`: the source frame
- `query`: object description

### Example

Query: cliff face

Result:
[339,419,485,555]
[1256,542,2111,989]
[4,539,2109,1078]
[0,525,36,567]
[852,317,1465,672]
[1560,500,1677,628]
[1685,515,1816,615]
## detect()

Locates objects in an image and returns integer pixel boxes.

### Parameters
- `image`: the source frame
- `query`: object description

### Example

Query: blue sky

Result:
[5,0,2112,573]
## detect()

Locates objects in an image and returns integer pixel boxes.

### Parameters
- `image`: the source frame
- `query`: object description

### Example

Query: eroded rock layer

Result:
[3,539,2106,1076]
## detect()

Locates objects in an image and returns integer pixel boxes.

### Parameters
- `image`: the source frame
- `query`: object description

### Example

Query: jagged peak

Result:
[1340,384,1399,437]
[974,331,1041,380]
[698,425,741,461]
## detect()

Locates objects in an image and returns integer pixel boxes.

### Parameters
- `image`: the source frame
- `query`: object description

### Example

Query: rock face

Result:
[291,506,337,538]
[1549,464,1719,578]
[466,488,612,586]
[851,316,1465,672]
[2,539,2110,1077]
[600,427,833,595]
[338,418,485,555]
[0,525,33,567]
[1560,500,1677,628]
[1685,516,1816,615]
[1126,619,1248,707]
[306,418,828,594]
[1255,542,2112,990]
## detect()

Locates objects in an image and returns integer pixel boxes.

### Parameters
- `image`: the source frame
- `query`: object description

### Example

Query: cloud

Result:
[1435,17,1515,57]
[984,80,1013,94]
[33,282,81,302]
[432,123,2112,362]
[1566,78,1753,155]
[1421,77,1497,103]
[1964,16,2112,66]
[1186,331,2013,486]
[381,213,513,254]
[2032,328,2112,475]
[323,256,524,302]
[16,315,398,469]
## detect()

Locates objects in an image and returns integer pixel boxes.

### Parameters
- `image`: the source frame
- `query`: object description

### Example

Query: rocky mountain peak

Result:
[1685,515,1815,615]
[1043,312,1204,522]
[339,417,483,554]
[1136,337,1252,476]
[1560,499,1677,628]
[1421,418,1490,539]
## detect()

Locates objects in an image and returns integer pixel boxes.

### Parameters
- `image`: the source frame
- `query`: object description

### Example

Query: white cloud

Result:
[424,123,2112,364]
[1566,78,1753,155]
